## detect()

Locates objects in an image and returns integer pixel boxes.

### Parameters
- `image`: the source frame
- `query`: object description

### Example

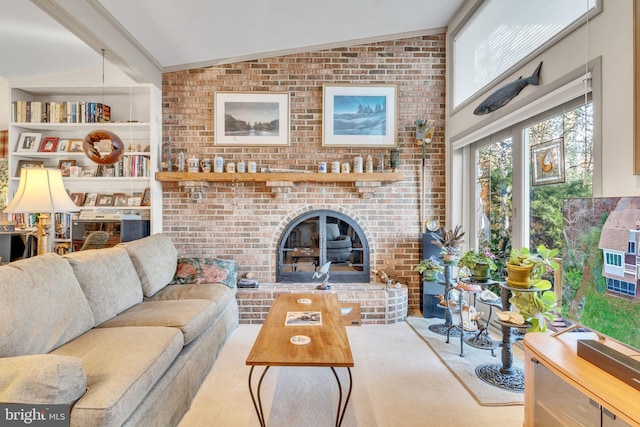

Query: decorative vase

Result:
[506,264,533,288]
[423,270,437,281]
[471,263,491,282]
[389,150,399,172]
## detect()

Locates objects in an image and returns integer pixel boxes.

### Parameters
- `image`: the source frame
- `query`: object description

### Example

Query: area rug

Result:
[406,316,525,406]
[178,323,525,427]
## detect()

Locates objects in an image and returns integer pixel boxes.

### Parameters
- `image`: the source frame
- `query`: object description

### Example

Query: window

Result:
[470,98,593,259]
[526,103,593,250]
[452,0,599,108]
[604,252,622,268]
[476,136,512,262]
[607,277,636,297]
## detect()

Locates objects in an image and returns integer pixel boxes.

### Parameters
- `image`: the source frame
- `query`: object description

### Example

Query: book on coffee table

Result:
[285,311,322,326]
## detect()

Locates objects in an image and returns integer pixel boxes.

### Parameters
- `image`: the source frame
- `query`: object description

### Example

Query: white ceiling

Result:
[0,0,464,86]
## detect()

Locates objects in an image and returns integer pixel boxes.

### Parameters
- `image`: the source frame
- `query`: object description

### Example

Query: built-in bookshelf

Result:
[7,84,162,253]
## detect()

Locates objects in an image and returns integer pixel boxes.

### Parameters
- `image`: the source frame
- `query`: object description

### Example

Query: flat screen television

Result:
[562,196,640,352]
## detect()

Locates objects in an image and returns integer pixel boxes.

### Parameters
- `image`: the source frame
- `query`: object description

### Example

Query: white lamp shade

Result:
[4,168,79,213]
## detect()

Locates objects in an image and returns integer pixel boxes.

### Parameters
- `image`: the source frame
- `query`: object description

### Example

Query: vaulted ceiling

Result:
[0,0,464,86]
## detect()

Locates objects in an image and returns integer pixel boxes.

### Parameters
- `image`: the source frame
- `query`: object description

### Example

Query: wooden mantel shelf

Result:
[155,171,404,183]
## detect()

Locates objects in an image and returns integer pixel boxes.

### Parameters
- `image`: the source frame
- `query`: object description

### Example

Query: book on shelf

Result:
[12,101,111,124]
[114,155,150,177]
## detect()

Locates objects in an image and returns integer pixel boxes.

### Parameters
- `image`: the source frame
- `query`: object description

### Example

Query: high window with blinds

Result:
[452,0,599,109]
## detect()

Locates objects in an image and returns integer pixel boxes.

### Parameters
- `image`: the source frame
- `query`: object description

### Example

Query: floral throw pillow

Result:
[171,258,238,289]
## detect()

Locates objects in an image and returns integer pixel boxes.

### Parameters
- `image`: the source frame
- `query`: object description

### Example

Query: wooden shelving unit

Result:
[8,83,162,250]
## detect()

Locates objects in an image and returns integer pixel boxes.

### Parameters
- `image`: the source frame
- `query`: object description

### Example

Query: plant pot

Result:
[471,263,491,282]
[423,270,438,281]
[506,264,533,288]
[442,254,459,264]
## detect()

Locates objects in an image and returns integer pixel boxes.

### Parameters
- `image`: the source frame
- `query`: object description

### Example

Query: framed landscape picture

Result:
[322,84,397,147]
[214,92,289,146]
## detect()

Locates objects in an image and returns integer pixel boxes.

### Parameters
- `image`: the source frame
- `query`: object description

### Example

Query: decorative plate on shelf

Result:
[425,218,440,232]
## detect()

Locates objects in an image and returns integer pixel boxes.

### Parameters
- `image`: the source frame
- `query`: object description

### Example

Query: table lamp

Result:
[4,167,79,255]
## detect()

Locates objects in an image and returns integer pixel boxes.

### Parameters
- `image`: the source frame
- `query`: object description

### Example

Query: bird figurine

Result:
[312,261,332,290]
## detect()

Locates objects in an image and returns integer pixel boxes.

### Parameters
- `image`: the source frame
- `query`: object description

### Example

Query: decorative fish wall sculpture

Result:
[473,61,543,115]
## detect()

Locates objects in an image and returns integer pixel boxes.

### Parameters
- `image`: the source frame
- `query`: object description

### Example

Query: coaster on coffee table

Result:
[290,335,311,345]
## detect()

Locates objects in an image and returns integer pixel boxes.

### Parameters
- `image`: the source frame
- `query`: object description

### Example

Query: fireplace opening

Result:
[276,209,370,282]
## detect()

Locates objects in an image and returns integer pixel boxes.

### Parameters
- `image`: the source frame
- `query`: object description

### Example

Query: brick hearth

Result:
[237,283,408,325]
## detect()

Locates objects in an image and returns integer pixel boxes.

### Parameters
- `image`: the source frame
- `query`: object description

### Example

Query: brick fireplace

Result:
[275,207,370,283]
[160,33,447,311]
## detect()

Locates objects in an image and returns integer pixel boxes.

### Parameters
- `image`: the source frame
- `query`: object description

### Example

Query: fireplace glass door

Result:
[277,210,369,282]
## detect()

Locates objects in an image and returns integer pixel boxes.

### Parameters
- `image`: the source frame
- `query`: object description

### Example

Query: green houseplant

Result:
[458,248,497,282]
[414,256,444,281]
[506,245,559,288]
[506,244,559,332]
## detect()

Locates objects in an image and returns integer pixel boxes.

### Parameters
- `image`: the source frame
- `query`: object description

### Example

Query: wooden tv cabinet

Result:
[524,332,640,426]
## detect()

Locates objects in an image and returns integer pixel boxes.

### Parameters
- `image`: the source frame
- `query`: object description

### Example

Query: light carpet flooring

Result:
[179,321,524,427]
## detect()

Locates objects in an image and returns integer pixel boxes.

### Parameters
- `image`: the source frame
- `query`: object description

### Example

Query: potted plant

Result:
[509,282,557,332]
[458,248,497,282]
[414,256,444,281]
[431,225,465,263]
[505,244,560,332]
[506,245,559,288]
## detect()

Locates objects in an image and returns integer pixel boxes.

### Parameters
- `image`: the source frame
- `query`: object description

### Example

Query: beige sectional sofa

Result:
[0,233,239,427]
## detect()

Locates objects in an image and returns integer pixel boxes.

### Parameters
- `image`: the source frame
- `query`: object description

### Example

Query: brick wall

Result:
[161,34,446,310]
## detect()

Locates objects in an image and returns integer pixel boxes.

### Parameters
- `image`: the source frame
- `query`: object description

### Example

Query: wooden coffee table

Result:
[246,293,354,426]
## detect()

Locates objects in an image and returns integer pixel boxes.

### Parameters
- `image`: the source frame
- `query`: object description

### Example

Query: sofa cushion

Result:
[1,254,95,357]
[97,300,217,345]
[121,234,177,297]
[0,354,86,404]
[51,326,183,427]
[64,246,144,325]
[149,283,236,313]
[170,257,237,289]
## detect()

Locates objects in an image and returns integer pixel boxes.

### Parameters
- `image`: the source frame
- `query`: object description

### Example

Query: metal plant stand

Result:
[475,282,534,392]
[463,279,500,357]
[428,261,461,337]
